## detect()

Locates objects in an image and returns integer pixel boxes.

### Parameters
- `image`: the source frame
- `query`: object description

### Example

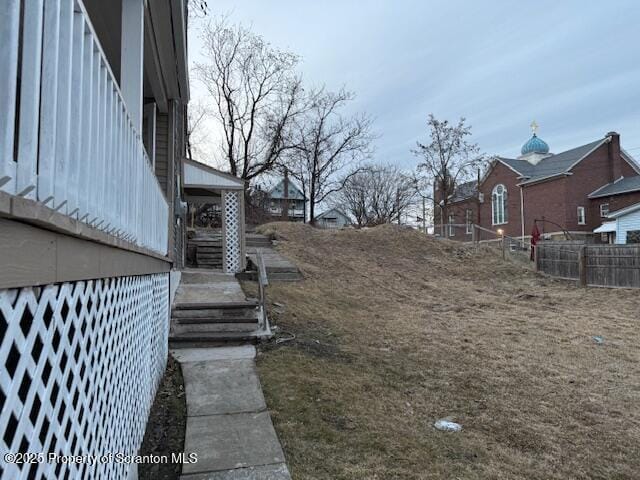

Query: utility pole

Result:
[422,197,426,233]
[396,187,401,225]
[282,169,289,222]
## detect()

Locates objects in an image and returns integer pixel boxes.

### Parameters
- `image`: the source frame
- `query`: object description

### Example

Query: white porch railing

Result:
[0,0,168,255]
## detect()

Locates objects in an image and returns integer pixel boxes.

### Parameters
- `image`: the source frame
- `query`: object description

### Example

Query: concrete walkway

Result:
[172,346,291,480]
[246,247,302,281]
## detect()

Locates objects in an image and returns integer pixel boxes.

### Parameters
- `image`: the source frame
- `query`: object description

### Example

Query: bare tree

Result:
[194,18,304,181]
[412,114,483,232]
[288,88,374,224]
[187,0,209,19]
[337,165,415,227]
[186,101,211,160]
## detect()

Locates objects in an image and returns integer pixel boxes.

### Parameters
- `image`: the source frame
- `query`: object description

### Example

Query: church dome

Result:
[521,134,549,155]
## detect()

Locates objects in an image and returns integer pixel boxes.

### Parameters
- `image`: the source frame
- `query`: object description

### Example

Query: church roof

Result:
[449,180,478,203]
[497,138,607,184]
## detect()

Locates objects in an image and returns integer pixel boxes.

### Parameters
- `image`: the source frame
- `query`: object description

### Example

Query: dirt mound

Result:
[253,221,640,479]
[257,221,533,285]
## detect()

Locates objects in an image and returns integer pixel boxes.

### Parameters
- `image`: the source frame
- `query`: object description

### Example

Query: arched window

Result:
[492,184,508,225]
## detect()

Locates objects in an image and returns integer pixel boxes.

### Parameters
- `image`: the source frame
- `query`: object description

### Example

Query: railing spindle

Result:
[0,0,21,194]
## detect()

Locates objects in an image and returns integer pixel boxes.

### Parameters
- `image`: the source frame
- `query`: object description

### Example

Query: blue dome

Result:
[521,134,549,155]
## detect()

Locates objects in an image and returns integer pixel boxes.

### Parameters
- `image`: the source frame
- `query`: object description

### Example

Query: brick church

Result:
[436,125,640,242]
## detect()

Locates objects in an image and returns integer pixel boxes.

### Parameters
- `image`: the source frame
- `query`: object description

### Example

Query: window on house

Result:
[492,184,507,225]
[465,209,473,234]
[600,203,610,217]
[577,206,586,225]
[627,230,640,244]
[448,214,455,237]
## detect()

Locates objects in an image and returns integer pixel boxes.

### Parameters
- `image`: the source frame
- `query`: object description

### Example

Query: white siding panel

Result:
[616,209,640,244]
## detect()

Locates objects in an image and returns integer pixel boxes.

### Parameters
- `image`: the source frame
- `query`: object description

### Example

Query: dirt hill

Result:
[252,222,640,480]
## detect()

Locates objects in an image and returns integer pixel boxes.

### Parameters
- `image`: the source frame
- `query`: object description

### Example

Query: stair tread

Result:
[173,317,259,324]
[173,300,258,310]
[169,331,260,341]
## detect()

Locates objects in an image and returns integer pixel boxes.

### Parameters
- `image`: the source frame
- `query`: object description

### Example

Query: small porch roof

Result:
[183,158,245,192]
[594,221,616,234]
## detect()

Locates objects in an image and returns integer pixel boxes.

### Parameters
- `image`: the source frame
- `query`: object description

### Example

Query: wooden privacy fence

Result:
[536,241,640,288]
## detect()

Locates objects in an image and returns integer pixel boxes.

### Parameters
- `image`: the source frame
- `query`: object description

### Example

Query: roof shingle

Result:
[496,139,607,184]
[589,176,640,198]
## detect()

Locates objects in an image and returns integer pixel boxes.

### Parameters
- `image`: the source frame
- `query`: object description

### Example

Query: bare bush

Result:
[337,165,415,227]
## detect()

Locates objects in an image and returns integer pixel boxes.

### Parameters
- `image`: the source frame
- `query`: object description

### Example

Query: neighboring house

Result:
[0,2,189,479]
[316,208,352,229]
[268,178,306,222]
[607,202,640,244]
[435,127,640,241]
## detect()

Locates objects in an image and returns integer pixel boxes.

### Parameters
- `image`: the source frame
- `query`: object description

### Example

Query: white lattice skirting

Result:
[0,273,169,479]
[223,191,241,273]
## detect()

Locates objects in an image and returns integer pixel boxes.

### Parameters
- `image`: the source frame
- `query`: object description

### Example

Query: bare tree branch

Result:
[412,114,484,229]
[336,165,416,227]
[286,87,375,223]
[194,18,304,181]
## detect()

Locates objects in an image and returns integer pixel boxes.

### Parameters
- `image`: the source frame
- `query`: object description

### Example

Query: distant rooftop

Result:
[589,176,640,199]
[268,179,306,200]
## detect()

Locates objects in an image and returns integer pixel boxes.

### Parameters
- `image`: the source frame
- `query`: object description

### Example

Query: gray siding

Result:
[155,112,170,194]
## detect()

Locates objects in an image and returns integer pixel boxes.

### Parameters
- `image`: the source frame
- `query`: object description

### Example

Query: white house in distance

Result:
[607,202,640,244]
[315,208,352,229]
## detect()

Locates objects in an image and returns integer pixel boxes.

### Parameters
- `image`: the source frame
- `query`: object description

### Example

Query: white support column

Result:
[121,0,144,133]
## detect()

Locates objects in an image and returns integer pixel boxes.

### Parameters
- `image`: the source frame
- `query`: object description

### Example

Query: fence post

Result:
[578,245,587,287]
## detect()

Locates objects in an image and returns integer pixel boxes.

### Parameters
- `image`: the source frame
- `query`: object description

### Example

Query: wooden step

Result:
[169,331,260,348]
[174,316,258,324]
[171,322,258,335]
[173,300,258,310]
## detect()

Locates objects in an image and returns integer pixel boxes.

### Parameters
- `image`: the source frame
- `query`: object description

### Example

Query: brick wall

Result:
[521,178,568,236]
[479,162,524,237]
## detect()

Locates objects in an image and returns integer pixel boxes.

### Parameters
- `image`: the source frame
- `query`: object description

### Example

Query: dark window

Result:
[627,230,640,244]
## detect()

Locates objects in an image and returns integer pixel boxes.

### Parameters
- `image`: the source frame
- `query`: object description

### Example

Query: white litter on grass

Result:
[434,419,462,432]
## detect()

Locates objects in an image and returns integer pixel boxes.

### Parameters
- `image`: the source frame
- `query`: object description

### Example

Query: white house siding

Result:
[317,209,351,229]
[615,209,640,244]
[0,273,169,480]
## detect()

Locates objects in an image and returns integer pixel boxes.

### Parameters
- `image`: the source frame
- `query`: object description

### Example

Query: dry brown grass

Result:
[250,222,640,480]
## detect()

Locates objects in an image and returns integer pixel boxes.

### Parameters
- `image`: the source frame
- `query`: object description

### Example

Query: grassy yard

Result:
[249,223,640,480]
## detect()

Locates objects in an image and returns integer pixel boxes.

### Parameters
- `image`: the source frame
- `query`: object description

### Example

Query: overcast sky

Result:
[188,0,640,170]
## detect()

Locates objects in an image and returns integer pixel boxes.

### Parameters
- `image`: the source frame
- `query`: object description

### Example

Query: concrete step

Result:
[238,271,303,282]
[173,300,258,310]
[172,308,257,319]
[180,271,234,283]
[169,331,260,348]
[171,322,258,335]
[174,315,258,324]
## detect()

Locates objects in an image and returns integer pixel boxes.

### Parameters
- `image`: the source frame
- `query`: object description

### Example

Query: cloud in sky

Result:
[188,0,640,170]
